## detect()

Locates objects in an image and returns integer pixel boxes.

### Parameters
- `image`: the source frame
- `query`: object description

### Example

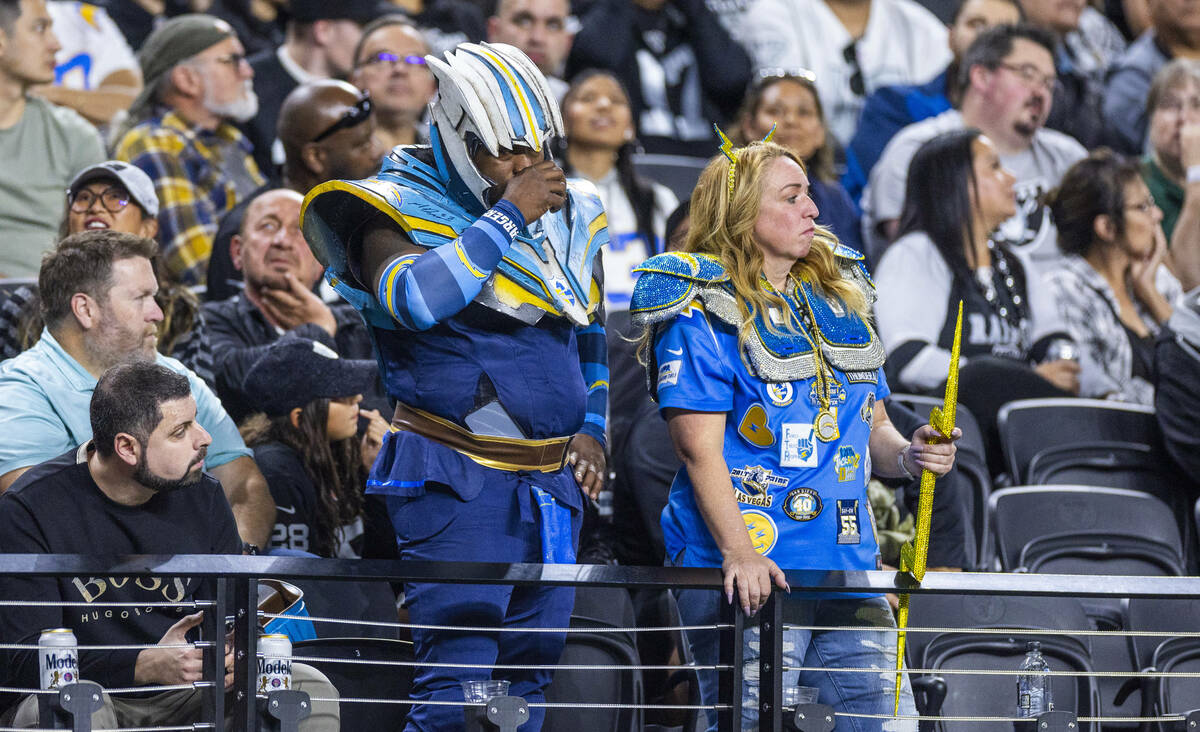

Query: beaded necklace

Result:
[972,240,1027,329]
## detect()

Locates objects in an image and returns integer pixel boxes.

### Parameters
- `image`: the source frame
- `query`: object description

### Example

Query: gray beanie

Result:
[130,14,235,117]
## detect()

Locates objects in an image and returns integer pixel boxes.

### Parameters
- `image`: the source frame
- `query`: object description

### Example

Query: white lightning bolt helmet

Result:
[425,42,565,211]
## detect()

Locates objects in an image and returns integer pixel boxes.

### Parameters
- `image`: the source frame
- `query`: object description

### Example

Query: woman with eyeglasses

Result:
[736,71,865,256]
[874,129,1078,474]
[0,162,213,385]
[1044,150,1183,405]
[556,70,679,310]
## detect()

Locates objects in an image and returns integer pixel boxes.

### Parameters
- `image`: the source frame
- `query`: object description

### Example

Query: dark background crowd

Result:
[0,0,1199,725]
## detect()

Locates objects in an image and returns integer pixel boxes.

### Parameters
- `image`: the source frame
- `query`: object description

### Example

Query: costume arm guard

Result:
[575,313,609,446]
[375,200,527,330]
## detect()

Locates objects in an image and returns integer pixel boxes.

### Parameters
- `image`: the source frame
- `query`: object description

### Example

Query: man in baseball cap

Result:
[243,0,392,175]
[114,14,267,287]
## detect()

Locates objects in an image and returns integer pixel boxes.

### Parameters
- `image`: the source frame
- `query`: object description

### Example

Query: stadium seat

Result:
[905,594,1099,732]
[1124,598,1200,732]
[1153,638,1200,731]
[544,586,645,732]
[291,636,414,729]
[997,398,1158,484]
[630,153,707,203]
[988,486,1185,575]
[890,394,991,568]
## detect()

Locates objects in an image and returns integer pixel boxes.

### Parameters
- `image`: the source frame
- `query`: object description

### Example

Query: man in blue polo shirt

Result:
[0,230,274,548]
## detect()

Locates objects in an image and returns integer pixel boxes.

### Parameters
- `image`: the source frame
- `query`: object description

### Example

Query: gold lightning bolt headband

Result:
[715,123,776,199]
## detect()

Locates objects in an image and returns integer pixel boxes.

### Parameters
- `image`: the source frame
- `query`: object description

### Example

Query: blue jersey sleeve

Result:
[876,366,890,401]
[653,304,735,413]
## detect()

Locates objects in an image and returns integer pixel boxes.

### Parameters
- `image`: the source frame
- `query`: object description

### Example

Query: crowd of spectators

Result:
[0,0,1199,724]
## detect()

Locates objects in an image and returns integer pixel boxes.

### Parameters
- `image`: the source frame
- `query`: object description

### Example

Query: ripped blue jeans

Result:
[673,588,917,732]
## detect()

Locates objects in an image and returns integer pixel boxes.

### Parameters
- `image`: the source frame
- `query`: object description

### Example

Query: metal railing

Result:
[2,555,1200,731]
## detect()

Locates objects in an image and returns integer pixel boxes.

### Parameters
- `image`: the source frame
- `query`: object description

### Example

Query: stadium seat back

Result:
[988,486,1183,573]
[291,636,414,729]
[544,587,645,732]
[631,153,707,203]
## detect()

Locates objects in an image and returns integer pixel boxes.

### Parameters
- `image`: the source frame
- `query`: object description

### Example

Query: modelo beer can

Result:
[39,628,78,690]
[257,634,292,694]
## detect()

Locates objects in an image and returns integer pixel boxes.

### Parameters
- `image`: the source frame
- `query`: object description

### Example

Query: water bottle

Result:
[1016,641,1053,717]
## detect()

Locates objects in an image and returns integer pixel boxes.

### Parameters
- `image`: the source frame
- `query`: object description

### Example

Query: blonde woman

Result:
[630,139,959,731]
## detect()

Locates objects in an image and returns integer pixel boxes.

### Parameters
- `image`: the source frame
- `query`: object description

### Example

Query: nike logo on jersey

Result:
[276,505,297,515]
[667,347,683,356]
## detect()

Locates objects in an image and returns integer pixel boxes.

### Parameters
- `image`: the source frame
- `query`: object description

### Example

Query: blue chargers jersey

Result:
[630,246,888,572]
[654,301,888,571]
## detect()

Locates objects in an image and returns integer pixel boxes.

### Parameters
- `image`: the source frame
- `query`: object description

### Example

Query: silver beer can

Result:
[38,628,78,690]
[257,633,292,695]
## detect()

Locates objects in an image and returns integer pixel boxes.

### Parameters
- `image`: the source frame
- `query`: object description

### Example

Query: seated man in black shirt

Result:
[0,362,339,729]
[202,187,387,422]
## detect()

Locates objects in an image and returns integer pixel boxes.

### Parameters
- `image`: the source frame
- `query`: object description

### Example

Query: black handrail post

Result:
[759,592,783,732]
[718,590,744,731]
[231,575,257,731]
[201,576,226,727]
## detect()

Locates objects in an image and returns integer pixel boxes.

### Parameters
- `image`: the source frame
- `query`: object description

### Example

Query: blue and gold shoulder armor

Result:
[301,146,607,328]
[629,252,728,326]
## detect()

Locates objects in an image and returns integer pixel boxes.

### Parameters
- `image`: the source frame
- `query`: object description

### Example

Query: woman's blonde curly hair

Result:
[678,141,868,353]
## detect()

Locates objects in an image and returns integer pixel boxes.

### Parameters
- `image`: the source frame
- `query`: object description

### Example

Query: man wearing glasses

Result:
[350,16,437,152]
[115,14,266,287]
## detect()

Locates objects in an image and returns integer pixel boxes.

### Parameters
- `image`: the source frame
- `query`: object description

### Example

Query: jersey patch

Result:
[742,509,778,555]
[845,370,879,384]
[835,446,861,482]
[860,392,876,426]
[782,487,822,521]
[808,380,847,407]
[837,499,861,545]
[658,359,681,388]
[767,382,795,407]
[738,403,776,447]
[780,423,817,467]
[730,465,787,507]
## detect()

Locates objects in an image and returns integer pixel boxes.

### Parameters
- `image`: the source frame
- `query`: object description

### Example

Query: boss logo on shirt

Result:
[657,359,681,388]
[766,382,795,407]
[782,487,822,521]
[742,509,778,555]
[730,465,787,507]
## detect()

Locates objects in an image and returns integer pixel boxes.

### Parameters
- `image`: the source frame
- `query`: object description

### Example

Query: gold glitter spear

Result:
[893,300,962,715]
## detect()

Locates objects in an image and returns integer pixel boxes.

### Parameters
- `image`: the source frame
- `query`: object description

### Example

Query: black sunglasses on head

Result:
[312,95,373,143]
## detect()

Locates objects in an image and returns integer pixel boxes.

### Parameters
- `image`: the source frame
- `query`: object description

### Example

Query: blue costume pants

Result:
[672,557,916,732]
[385,474,581,732]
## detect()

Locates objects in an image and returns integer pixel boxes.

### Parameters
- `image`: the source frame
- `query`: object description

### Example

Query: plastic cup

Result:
[461,679,510,703]
[782,685,820,708]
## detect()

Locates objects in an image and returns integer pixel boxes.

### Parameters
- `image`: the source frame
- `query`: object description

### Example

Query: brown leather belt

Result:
[391,402,570,473]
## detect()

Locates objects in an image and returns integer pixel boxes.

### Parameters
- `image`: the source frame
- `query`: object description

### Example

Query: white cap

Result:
[68,161,159,218]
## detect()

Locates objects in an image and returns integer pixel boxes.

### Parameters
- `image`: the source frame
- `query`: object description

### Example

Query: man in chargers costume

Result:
[300,43,609,730]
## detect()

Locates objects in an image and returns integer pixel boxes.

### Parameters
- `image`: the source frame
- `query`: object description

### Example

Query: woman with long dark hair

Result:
[556,70,678,310]
[874,128,1078,472]
[1045,150,1182,405]
[240,335,390,558]
[735,70,864,255]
